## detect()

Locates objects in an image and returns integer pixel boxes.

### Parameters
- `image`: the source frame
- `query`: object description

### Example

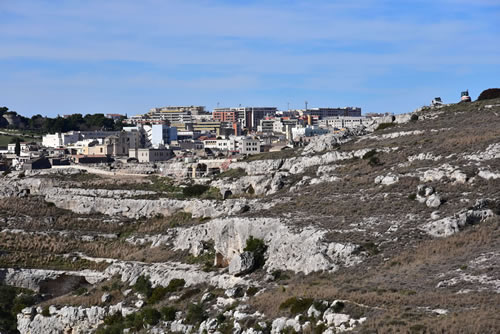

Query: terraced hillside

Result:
[1,99,500,333]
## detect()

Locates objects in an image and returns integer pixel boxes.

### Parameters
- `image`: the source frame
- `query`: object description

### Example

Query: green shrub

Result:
[312,300,329,313]
[410,114,419,121]
[271,270,291,281]
[331,301,345,313]
[246,286,259,296]
[41,306,50,317]
[161,306,177,321]
[368,156,382,167]
[74,287,88,296]
[185,303,207,325]
[375,122,395,131]
[362,149,377,160]
[217,168,247,179]
[179,288,201,301]
[0,285,37,332]
[244,236,268,270]
[133,275,152,298]
[408,193,416,200]
[477,88,500,101]
[182,184,210,197]
[142,307,161,326]
[147,279,185,304]
[147,287,167,304]
[360,241,380,255]
[166,278,185,292]
[279,297,314,315]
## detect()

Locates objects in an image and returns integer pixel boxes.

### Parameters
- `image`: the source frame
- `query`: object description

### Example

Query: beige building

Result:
[129,148,173,163]
[85,132,129,157]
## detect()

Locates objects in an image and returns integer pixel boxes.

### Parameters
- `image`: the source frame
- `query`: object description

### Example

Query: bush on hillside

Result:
[182,184,209,197]
[477,88,500,101]
[244,236,268,269]
[375,122,395,131]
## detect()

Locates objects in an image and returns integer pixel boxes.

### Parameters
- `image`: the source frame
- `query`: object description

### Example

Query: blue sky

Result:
[1,0,499,117]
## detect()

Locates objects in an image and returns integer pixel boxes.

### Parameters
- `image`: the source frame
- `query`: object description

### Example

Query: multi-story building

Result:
[302,107,361,119]
[257,119,276,133]
[86,132,130,157]
[318,116,369,129]
[202,136,261,155]
[147,106,206,123]
[42,132,80,148]
[213,107,277,131]
[213,110,238,122]
[239,137,261,154]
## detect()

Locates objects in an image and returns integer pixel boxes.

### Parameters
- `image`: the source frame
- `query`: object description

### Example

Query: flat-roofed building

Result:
[129,148,173,163]
[302,107,361,118]
[213,107,277,131]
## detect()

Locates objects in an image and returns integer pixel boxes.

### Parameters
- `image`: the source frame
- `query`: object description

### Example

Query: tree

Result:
[14,138,21,156]
[477,88,500,101]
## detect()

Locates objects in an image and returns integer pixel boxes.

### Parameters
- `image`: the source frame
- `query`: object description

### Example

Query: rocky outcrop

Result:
[104,261,247,289]
[375,173,399,185]
[301,127,367,155]
[0,268,107,292]
[173,217,364,274]
[17,304,133,334]
[229,147,390,177]
[229,252,255,276]
[464,143,500,161]
[421,201,496,237]
[420,164,468,184]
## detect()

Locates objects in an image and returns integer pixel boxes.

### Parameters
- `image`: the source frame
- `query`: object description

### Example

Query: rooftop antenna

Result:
[287,102,290,111]
[305,101,308,111]
[217,102,220,108]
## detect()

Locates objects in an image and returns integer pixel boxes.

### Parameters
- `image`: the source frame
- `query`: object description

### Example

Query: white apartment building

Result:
[42,132,80,148]
[202,136,261,155]
[318,116,369,129]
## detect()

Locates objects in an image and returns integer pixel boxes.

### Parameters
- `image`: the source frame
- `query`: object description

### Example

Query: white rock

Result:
[375,173,399,185]
[323,310,351,327]
[173,217,364,275]
[426,194,442,208]
[101,292,111,303]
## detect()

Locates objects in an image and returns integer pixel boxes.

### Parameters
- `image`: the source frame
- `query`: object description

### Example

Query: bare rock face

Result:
[301,128,366,155]
[229,251,255,276]
[173,217,364,275]
[0,268,107,292]
[420,164,467,184]
[104,261,247,289]
[17,305,109,334]
[421,208,494,237]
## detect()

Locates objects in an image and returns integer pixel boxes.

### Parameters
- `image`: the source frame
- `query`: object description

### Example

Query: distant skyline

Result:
[1,0,499,117]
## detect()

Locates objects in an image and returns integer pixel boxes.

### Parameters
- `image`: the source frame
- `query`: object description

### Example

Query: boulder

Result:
[229,252,255,276]
[101,293,111,303]
[375,173,399,185]
[426,194,442,208]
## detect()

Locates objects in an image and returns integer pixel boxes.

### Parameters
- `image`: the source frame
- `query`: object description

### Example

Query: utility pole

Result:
[305,101,308,111]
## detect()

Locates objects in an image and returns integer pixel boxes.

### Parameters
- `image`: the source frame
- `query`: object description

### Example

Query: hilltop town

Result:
[0,104,378,176]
